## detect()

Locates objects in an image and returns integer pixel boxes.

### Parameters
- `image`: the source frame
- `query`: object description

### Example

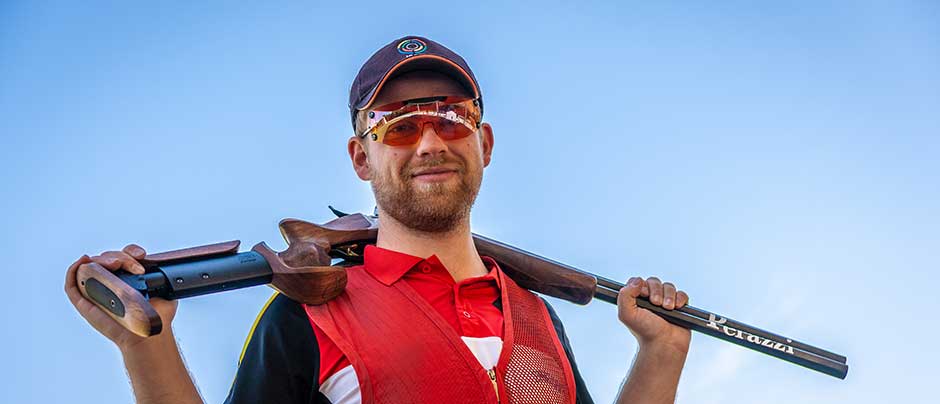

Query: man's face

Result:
[348,70,494,233]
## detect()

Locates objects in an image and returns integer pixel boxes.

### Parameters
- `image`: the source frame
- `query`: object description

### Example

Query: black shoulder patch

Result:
[224,293,322,404]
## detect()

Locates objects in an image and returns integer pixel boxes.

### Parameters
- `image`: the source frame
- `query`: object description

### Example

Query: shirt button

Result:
[463,311,472,318]
[421,265,431,273]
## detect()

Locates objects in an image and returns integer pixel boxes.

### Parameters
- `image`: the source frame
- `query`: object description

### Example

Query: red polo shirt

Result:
[314,244,506,385]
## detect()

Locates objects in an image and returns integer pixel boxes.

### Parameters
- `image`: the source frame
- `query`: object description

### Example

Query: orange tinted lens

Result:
[382,120,423,146]
[435,119,474,141]
[380,117,474,146]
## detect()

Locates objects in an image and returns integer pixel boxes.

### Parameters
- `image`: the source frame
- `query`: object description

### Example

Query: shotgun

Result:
[75,209,848,379]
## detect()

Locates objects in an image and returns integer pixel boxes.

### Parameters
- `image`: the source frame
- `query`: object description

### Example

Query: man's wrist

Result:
[616,335,689,404]
[637,338,690,363]
[119,328,177,358]
[117,328,204,404]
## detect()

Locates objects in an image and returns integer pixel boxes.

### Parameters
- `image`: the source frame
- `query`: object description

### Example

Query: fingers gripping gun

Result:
[76,208,848,379]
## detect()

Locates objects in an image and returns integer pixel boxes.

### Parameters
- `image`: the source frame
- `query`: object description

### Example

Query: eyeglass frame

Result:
[356,96,483,145]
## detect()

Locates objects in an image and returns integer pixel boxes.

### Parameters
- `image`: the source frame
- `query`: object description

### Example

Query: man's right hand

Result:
[64,244,179,351]
[65,244,204,404]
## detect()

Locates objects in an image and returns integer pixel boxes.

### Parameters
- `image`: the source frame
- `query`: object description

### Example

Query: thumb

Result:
[617,277,645,326]
[122,244,147,260]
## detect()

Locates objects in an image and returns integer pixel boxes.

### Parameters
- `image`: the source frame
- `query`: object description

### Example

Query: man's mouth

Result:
[410,167,459,181]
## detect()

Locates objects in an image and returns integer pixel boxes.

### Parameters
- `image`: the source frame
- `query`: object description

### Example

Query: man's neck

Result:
[374,209,488,282]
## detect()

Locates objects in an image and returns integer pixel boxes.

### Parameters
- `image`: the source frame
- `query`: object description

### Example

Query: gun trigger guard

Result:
[138,240,241,267]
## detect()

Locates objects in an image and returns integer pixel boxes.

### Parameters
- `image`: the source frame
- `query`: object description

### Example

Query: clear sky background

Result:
[2,1,938,403]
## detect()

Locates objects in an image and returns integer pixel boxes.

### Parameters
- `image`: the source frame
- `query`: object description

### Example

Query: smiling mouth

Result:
[412,169,456,176]
[412,170,457,181]
[409,166,461,183]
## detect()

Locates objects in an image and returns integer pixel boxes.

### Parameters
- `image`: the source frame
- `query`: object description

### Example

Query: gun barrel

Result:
[592,281,848,379]
[469,231,848,380]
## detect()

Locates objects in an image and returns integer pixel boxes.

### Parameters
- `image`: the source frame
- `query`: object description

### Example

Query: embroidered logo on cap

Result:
[397,39,428,56]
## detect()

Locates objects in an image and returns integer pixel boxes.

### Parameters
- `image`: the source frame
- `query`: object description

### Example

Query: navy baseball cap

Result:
[348,35,483,130]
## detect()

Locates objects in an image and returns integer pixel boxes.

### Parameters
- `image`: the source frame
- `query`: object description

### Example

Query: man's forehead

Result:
[371,70,474,107]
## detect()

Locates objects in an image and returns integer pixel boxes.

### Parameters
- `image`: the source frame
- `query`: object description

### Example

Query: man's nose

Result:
[414,122,447,156]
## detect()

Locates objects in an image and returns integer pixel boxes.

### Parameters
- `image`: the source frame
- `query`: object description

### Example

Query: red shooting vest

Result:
[305,263,577,404]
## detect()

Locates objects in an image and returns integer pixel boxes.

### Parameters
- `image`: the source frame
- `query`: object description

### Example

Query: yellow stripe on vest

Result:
[237,291,280,365]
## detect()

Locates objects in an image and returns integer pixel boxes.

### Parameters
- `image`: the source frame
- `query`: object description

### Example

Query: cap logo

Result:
[397,39,428,56]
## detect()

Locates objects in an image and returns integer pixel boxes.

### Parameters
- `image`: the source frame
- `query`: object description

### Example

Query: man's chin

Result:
[409,181,458,196]
[410,193,462,209]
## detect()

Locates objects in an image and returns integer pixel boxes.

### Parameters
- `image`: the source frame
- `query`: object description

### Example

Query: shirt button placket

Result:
[455,284,472,322]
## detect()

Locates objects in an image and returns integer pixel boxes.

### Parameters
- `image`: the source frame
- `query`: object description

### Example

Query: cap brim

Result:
[354,54,480,111]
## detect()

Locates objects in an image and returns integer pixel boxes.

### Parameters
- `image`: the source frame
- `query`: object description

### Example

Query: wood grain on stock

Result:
[472,234,597,305]
[279,214,378,246]
[138,240,240,266]
[250,241,346,305]
[76,262,162,337]
[259,214,380,305]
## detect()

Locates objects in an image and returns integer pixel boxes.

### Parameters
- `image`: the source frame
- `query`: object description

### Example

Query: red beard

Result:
[371,155,482,233]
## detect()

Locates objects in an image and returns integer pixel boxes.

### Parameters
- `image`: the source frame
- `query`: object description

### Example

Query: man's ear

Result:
[480,122,495,167]
[347,136,371,180]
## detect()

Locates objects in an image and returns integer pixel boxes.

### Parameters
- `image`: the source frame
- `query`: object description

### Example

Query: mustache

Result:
[404,157,464,176]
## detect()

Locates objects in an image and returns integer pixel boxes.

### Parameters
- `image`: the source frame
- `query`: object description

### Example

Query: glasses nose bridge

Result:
[415,120,446,154]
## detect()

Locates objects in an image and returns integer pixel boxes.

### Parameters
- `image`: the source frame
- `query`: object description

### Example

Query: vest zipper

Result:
[488,368,500,403]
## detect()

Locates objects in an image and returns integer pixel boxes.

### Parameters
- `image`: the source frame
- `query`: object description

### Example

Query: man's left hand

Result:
[618,277,692,354]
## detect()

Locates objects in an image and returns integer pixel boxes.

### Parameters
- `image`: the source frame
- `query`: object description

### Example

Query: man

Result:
[65,36,692,403]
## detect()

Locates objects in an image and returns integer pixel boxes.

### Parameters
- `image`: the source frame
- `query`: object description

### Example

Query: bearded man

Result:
[65,36,692,404]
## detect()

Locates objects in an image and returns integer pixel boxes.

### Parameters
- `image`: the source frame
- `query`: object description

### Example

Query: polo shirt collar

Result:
[363,244,424,285]
[363,244,502,286]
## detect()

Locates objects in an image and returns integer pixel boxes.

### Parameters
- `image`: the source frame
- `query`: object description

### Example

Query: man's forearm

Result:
[615,343,688,404]
[120,328,203,404]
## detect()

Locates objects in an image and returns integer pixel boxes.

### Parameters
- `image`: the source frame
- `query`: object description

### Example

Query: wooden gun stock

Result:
[471,234,596,305]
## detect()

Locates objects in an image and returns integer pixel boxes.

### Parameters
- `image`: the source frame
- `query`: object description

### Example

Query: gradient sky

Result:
[2,1,938,403]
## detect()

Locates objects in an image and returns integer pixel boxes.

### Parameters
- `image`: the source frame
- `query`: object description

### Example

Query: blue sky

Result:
[2,1,938,403]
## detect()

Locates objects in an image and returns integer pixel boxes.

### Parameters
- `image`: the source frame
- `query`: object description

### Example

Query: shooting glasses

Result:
[358,97,482,146]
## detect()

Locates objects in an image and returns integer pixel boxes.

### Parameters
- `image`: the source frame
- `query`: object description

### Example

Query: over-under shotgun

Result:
[76,210,848,379]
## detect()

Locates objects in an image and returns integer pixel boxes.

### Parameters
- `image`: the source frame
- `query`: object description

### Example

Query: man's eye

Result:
[388,122,417,134]
[438,120,458,130]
